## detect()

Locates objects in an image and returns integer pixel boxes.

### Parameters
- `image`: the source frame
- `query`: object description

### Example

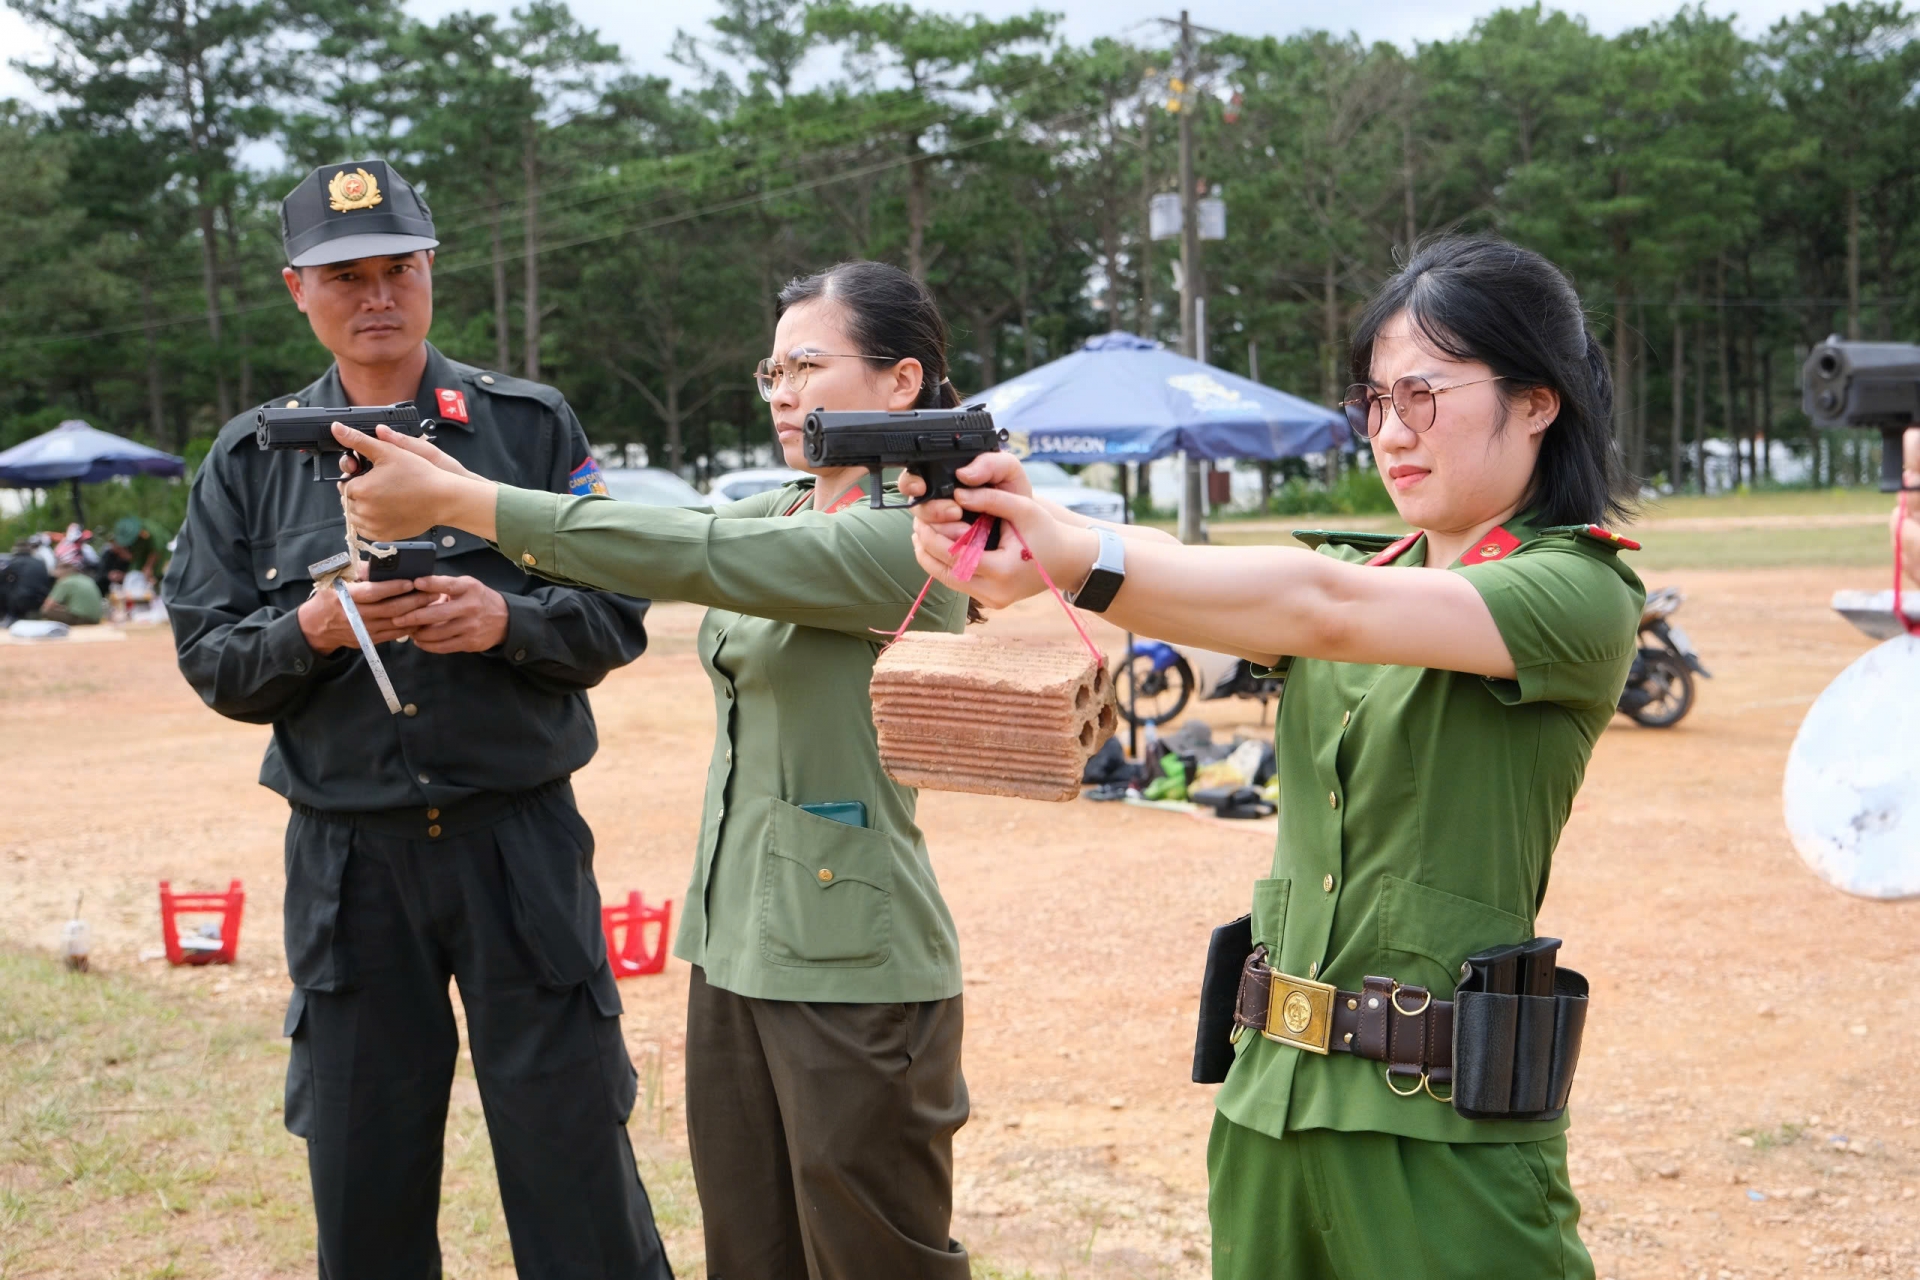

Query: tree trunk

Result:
[523,128,541,381]
[1138,105,1152,336]
[1742,308,1759,486]
[193,191,231,422]
[1401,113,1416,250]
[666,380,682,474]
[1669,305,1683,491]
[1612,286,1631,467]
[142,271,168,445]
[1323,258,1341,483]
[1634,301,1648,480]
[1693,319,1706,493]
[1728,259,1743,485]
[906,139,928,283]
[972,309,998,389]
[1846,184,1861,341]
[221,202,251,411]
[492,202,511,371]
[1760,347,1773,482]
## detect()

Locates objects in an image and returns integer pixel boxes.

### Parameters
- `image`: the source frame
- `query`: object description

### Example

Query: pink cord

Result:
[1895,491,1920,637]
[873,515,1107,667]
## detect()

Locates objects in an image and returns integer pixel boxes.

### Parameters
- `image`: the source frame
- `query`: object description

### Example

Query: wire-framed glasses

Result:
[1341,375,1506,441]
[753,352,895,401]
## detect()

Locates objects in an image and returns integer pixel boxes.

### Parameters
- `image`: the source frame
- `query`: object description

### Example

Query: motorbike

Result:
[1617,585,1710,728]
[1116,641,1281,727]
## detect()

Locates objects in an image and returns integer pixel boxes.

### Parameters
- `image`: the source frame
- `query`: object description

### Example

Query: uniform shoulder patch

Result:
[569,457,609,496]
[1291,529,1403,553]
[1537,523,1641,552]
[1460,525,1521,565]
[463,364,565,410]
[434,387,469,423]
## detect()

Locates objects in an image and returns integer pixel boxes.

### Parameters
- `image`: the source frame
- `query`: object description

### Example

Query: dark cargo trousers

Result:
[280,783,672,1280]
[684,965,970,1280]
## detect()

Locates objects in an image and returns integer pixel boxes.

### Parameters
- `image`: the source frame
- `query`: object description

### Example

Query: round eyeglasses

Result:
[1341,375,1506,441]
[753,352,895,402]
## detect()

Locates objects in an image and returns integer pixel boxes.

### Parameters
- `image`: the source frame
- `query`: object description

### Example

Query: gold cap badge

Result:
[327,167,383,213]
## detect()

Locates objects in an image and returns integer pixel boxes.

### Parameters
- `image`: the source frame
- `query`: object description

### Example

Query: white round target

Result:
[1783,633,1920,900]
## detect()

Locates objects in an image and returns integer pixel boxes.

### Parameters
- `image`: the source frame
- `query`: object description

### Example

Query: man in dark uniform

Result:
[162,159,672,1280]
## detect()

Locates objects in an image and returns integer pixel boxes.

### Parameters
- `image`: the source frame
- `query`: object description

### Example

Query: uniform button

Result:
[1329,791,1340,810]
[293,659,308,673]
[521,552,537,567]
[1323,874,1334,892]
[513,648,527,662]
[1340,710,1350,727]
[427,808,440,819]
[1307,961,1319,979]
[265,567,278,580]
[285,399,301,408]
[428,824,442,838]
[480,375,496,385]
[403,703,418,716]
[417,772,430,785]
[724,688,733,700]
[817,868,833,883]
[725,748,732,763]
[441,535,455,548]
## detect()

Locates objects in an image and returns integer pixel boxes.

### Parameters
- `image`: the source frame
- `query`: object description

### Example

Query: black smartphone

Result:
[366,541,438,582]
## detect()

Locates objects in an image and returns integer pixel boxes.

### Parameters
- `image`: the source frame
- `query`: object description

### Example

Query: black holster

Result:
[1450,962,1589,1121]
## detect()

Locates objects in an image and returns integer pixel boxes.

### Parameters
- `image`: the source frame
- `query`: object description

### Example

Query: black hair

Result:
[777,261,961,409]
[1348,235,1634,527]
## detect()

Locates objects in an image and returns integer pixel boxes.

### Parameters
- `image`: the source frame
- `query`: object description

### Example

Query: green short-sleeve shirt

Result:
[1213,515,1644,1145]
[48,573,105,623]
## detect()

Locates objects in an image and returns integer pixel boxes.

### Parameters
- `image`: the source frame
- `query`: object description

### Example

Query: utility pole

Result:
[1175,9,1206,545]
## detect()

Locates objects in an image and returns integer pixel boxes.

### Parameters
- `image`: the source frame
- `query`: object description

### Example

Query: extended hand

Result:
[1893,426,1920,589]
[335,423,499,541]
[296,576,430,655]
[387,574,511,654]
[907,467,1100,611]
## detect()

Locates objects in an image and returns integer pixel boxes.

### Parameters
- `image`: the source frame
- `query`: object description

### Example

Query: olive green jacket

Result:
[1215,515,1645,1144]
[494,476,969,1003]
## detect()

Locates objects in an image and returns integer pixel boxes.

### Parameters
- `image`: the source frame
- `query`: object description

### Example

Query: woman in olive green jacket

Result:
[906,238,1643,1280]
[337,262,983,1278]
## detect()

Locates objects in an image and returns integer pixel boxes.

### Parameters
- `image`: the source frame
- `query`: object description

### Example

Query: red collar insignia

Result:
[1582,524,1641,550]
[1460,526,1521,565]
[435,387,469,424]
[1365,532,1425,566]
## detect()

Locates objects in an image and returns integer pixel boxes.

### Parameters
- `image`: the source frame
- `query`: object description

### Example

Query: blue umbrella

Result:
[0,419,185,526]
[978,331,1349,464]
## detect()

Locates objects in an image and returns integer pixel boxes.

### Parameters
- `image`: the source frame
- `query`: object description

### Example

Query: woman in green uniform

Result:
[334,261,978,1278]
[905,237,1643,1279]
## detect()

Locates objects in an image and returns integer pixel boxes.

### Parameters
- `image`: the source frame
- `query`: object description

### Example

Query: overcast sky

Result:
[3,0,1818,112]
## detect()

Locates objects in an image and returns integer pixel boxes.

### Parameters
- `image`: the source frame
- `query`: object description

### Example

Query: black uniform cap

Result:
[281,159,439,268]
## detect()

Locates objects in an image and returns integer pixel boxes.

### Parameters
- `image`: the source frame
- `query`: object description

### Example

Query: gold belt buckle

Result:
[1261,970,1336,1054]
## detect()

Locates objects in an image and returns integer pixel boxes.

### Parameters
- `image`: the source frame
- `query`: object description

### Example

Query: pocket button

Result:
[818,868,833,883]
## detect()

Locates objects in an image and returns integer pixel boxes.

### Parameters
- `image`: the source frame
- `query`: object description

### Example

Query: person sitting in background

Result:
[40,541,103,626]
[104,516,168,584]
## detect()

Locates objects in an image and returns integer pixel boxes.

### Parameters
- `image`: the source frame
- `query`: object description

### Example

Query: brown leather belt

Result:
[1233,946,1454,1093]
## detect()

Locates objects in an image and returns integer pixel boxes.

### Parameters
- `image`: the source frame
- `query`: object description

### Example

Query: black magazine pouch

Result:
[1452,943,1589,1121]
[1192,914,1253,1083]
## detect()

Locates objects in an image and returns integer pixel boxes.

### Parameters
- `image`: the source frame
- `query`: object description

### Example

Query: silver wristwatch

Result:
[1066,526,1126,613]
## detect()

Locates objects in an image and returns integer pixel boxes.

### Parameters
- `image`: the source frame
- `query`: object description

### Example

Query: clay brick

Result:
[870,632,1118,801]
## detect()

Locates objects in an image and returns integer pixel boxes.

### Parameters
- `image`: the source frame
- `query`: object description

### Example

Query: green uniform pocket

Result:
[760,798,895,968]
[1377,875,1530,995]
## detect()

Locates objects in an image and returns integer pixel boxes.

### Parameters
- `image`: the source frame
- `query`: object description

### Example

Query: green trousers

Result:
[1207,1114,1594,1280]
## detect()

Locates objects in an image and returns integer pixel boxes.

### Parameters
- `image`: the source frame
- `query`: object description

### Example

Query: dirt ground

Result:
[3,562,1918,1279]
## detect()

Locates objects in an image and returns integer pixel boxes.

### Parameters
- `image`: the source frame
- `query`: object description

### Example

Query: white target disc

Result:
[1783,633,1920,900]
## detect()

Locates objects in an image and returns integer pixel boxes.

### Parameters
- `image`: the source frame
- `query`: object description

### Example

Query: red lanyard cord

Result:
[874,515,1107,666]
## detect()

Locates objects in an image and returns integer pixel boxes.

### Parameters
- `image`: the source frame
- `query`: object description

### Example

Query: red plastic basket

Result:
[601,891,672,978]
[158,879,245,966]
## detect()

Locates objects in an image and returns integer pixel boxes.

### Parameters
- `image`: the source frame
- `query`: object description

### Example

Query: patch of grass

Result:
[1735,1122,1807,1152]
[0,951,705,1279]
[1639,487,1891,521]
[1628,523,1891,571]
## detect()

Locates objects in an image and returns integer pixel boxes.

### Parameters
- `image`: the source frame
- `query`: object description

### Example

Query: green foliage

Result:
[1265,465,1397,516]
[3,0,1920,494]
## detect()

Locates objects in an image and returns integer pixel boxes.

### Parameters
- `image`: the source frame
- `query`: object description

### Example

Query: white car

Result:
[599,467,707,507]
[709,467,806,504]
[1024,460,1126,523]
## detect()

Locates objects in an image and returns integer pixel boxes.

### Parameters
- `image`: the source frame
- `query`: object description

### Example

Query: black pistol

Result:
[1801,337,1920,491]
[255,400,435,481]
[800,405,1009,511]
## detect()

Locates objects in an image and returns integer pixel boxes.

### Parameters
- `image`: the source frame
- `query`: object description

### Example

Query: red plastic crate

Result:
[601,891,672,978]
[158,879,245,966]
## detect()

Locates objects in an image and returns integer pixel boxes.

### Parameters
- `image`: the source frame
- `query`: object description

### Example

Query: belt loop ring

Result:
[1384,1066,1426,1098]
[1390,983,1432,1017]
[1423,1074,1453,1104]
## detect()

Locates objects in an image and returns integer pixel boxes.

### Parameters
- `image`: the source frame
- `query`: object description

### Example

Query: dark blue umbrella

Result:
[0,419,185,526]
[979,332,1349,464]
